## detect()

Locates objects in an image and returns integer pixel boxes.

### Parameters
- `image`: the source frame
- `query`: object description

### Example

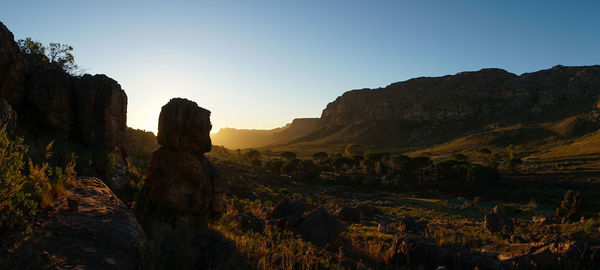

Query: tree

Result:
[280,151,297,161]
[298,160,320,179]
[312,152,328,164]
[46,42,77,73]
[244,149,261,162]
[345,144,364,157]
[556,190,584,221]
[17,38,45,55]
[392,154,411,175]
[406,156,432,188]
[281,158,301,176]
[17,38,81,75]
[266,159,285,174]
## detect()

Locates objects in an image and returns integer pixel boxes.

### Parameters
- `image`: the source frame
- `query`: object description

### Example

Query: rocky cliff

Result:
[0,21,127,150]
[299,66,600,147]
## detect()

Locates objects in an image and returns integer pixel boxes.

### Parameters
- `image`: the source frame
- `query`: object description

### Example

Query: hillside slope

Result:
[211,118,318,149]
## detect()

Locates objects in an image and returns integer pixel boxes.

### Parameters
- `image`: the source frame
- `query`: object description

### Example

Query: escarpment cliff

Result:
[0,21,127,150]
[298,66,600,147]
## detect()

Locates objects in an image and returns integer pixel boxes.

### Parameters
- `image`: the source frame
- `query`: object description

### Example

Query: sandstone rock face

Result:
[0,22,127,150]
[157,98,212,153]
[0,22,24,106]
[11,177,151,269]
[146,98,223,218]
[22,58,75,134]
[0,97,16,135]
[310,66,600,147]
[74,74,127,148]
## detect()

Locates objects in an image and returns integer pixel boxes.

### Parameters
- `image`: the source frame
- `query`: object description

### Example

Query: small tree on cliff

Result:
[18,38,82,75]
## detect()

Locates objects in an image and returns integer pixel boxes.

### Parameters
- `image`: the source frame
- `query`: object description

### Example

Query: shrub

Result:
[0,127,37,229]
[556,190,584,221]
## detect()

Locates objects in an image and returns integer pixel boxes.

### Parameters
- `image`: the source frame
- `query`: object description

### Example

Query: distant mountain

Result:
[211,118,318,149]
[212,65,600,156]
[291,65,600,149]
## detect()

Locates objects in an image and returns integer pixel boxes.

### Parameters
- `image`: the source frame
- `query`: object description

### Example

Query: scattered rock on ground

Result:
[295,207,346,246]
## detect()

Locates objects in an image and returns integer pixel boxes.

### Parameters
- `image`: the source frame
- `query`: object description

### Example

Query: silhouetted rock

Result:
[146,147,223,217]
[22,56,75,134]
[0,98,16,135]
[10,177,151,269]
[157,98,212,153]
[73,74,127,148]
[0,22,24,106]
[146,98,223,219]
[294,207,346,246]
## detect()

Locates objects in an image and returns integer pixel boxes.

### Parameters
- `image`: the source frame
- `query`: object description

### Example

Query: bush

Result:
[0,127,37,229]
[556,190,584,221]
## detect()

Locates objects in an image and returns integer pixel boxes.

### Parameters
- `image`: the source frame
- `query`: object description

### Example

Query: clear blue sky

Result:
[2,1,599,133]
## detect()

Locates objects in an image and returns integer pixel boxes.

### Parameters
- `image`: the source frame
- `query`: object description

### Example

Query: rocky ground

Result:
[2,177,151,269]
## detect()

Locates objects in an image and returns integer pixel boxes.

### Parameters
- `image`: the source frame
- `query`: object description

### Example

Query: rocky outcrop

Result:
[10,177,151,269]
[0,97,16,135]
[303,65,600,147]
[74,74,127,148]
[146,98,223,218]
[0,21,127,150]
[0,22,24,106]
[157,98,212,153]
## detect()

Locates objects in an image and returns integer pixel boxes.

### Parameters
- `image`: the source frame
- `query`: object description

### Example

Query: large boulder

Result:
[157,98,212,153]
[0,97,16,135]
[0,22,24,106]
[294,207,346,246]
[9,177,152,269]
[145,98,223,218]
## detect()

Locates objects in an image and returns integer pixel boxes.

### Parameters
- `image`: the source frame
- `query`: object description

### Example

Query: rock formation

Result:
[0,21,127,150]
[0,22,24,106]
[9,177,151,269]
[145,98,223,218]
[295,65,600,147]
